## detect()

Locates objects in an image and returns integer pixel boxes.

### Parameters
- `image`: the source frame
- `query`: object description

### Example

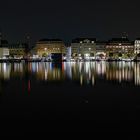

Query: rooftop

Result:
[72,38,96,43]
[38,39,63,42]
[108,37,130,43]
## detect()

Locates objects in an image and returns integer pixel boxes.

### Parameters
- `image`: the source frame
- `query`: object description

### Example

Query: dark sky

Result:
[0,0,140,44]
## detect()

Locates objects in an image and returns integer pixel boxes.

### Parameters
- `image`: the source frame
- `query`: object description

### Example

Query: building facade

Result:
[106,37,134,59]
[0,39,9,59]
[8,43,28,58]
[34,39,66,58]
[134,39,140,55]
[71,38,96,60]
[95,41,107,59]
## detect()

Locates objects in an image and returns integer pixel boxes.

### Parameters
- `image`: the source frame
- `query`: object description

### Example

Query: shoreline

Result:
[0,59,140,63]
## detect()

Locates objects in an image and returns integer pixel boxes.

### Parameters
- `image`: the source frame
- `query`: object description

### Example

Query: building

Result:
[106,37,134,59]
[71,38,96,60]
[8,43,28,58]
[34,39,66,59]
[0,48,9,59]
[134,39,140,55]
[0,39,9,59]
[0,32,9,58]
[95,41,107,59]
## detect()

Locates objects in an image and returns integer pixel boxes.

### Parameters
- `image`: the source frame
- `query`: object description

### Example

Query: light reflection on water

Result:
[0,62,140,86]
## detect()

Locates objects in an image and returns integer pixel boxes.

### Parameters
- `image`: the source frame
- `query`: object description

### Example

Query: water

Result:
[0,61,140,133]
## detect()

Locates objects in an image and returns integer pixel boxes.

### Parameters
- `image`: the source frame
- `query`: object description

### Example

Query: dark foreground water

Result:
[0,61,140,134]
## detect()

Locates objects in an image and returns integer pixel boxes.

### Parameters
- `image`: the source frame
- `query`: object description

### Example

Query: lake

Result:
[0,61,140,133]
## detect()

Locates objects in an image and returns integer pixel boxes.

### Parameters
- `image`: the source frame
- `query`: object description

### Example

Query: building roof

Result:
[107,37,134,45]
[72,38,96,43]
[8,43,28,48]
[38,39,63,42]
[0,40,8,48]
[1,40,8,44]
[96,41,107,45]
[108,37,130,43]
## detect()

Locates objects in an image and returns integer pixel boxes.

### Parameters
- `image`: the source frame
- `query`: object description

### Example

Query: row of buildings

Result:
[0,32,28,59]
[1,33,140,61]
[33,37,140,61]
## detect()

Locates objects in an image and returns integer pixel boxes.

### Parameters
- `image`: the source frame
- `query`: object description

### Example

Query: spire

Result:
[122,32,128,39]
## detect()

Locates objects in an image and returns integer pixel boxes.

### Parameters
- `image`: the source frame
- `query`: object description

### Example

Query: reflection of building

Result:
[106,37,134,58]
[134,63,140,85]
[0,63,11,79]
[134,39,140,54]
[34,39,66,58]
[71,38,96,60]
[28,62,64,81]
[106,62,134,82]
[8,43,28,58]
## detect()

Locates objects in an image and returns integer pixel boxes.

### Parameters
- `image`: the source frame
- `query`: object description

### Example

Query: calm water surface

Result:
[0,61,140,133]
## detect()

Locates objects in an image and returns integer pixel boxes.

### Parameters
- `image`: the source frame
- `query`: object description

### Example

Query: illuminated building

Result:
[71,38,96,60]
[106,37,134,59]
[0,35,9,58]
[95,41,107,59]
[8,43,28,58]
[0,32,9,58]
[34,39,66,59]
[134,39,140,55]
[0,48,9,58]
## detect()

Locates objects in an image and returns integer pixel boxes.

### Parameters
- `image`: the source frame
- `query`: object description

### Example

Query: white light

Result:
[85,53,90,57]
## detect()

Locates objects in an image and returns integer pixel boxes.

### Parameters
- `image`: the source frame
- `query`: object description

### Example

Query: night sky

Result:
[0,0,140,44]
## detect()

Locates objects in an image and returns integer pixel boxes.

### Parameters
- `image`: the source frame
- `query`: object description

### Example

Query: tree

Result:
[109,52,113,57]
[118,53,122,57]
[90,53,94,57]
[42,53,47,57]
